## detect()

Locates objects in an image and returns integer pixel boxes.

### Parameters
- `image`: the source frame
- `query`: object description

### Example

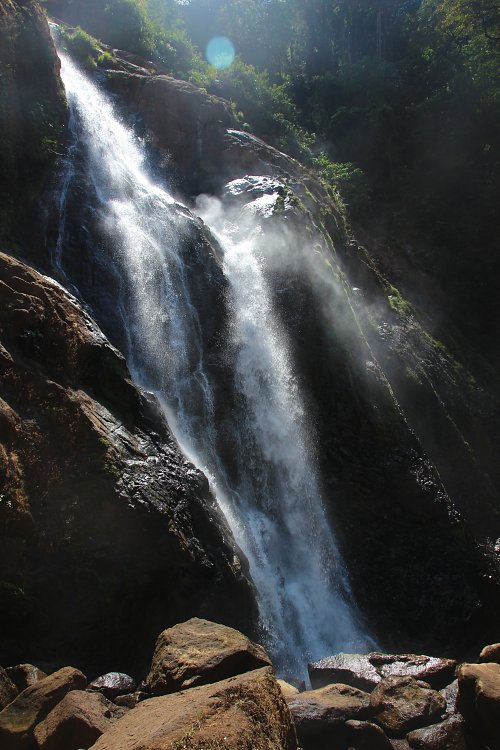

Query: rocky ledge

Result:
[1,619,499,750]
[0,252,254,674]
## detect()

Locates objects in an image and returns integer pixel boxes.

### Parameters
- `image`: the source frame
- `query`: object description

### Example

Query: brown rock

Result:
[407,715,472,749]
[6,665,47,692]
[308,653,457,692]
[89,667,297,750]
[456,662,500,750]
[34,689,126,750]
[370,676,446,737]
[286,683,371,747]
[146,618,271,694]
[345,719,393,749]
[0,666,86,749]
[479,644,500,664]
[0,667,18,710]
[278,679,300,697]
[87,672,136,700]
[113,692,148,708]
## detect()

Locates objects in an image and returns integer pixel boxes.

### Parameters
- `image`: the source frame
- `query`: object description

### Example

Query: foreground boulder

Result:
[370,676,446,737]
[90,667,297,750]
[286,683,371,748]
[146,618,271,694]
[456,662,500,750]
[34,689,126,750]
[345,719,393,750]
[309,653,457,692]
[406,716,472,750]
[0,666,86,749]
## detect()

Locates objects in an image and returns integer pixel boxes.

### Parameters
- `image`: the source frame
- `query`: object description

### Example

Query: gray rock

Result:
[88,672,136,700]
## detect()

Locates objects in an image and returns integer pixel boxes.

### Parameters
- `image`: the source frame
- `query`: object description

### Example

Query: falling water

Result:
[55,51,374,678]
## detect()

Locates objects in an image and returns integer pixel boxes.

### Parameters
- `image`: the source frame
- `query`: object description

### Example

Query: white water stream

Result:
[55,52,374,678]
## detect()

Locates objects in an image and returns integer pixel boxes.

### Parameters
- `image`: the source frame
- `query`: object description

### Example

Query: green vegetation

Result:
[40,0,499,355]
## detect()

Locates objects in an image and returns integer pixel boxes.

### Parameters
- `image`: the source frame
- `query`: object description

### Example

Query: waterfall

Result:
[54,52,375,678]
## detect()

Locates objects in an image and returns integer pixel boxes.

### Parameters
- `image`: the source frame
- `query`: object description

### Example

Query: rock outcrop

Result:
[0,252,254,673]
[0,0,67,245]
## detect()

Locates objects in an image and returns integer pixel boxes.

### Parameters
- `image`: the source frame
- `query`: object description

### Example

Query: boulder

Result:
[6,665,47,693]
[0,666,86,749]
[407,716,472,750]
[89,667,297,750]
[113,692,148,709]
[286,683,371,748]
[146,618,271,694]
[278,680,300,697]
[370,676,446,737]
[456,662,500,750]
[87,672,136,700]
[440,680,459,716]
[34,689,126,750]
[0,667,18,710]
[345,719,393,750]
[309,653,457,692]
[479,644,500,664]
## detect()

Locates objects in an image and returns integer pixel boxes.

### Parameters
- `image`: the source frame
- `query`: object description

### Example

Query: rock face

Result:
[146,618,271,695]
[370,676,446,737]
[286,683,371,748]
[0,666,86,749]
[0,252,254,673]
[309,653,457,692]
[90,667,297,750]
[0,0,66,245]
[33,689,126,750]
[456,662,500,750]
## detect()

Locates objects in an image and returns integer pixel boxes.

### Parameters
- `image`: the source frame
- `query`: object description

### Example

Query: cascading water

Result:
[53,50,375,677]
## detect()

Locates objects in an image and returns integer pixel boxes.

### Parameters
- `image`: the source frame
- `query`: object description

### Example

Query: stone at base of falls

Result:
[0,667,87,749]
[278,679,300,697]
[87,673,137,701]
[89,667,297,750]
[146,617,272,695]
[6,665,48,693]
[308,653,457,692]
[456,662,500,750]
[370,676,446,737]
[0,668,18,710]
[345,719,394,749]
[479,643,500,664]
[285,683,371,747]
[33,690,126,750]
[406,716,475,750]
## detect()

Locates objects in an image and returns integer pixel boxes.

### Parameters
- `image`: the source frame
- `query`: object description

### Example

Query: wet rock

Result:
[456,662,500,749]
[370,676,446,737]
[87,672,136,700]
[0,252,254,674]
[479,643,500,664]
[0,666,86,749]
[406,715,472,750]
[0,667,18,710]
[6,665,47,693]
[33,689,125,750]
[345,719,393,749]
[309,653,457,692]
[146,617,271,694]
[286,683,371,748]
[440,680,459,716]
[89,667,297,750]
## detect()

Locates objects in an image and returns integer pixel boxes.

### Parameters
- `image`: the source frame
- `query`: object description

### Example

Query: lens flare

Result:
[206,36,235,70]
